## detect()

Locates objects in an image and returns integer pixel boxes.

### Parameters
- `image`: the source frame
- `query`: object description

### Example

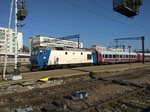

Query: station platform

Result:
[1,62,150,84]
[22,62,150,81]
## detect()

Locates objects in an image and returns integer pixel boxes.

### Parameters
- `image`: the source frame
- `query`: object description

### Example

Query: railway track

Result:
[82,86,150,112]
[0,78,105,111]
[0,65,149,111]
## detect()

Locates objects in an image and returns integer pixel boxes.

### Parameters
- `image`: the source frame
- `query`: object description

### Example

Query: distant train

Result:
[30,46,150,70]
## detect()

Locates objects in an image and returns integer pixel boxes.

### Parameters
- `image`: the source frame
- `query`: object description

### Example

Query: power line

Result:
[88,0,150,35]
[63,0,150,34]
[24,24,69,36]
[88,0,113,14]
[1,10,79,36]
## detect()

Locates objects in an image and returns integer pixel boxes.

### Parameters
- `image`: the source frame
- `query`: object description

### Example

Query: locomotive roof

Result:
[32,46,91,52]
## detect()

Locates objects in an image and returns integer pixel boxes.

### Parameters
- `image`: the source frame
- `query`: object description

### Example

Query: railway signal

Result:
[113,0,143,18]
[17,0,28,21]
[13,0,28,80]
[3,0,28,80]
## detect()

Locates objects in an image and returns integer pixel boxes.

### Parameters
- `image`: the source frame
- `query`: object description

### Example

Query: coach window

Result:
[81,52,83,55]
[87,54,91,60]
[109,55,112,58]
[105,54,108,58]
[103,55,105,58]
[113,55,116,58]
[132,55,134,58]
[117,55,119,58]
[65,52,68,55]
[120,55,122,58]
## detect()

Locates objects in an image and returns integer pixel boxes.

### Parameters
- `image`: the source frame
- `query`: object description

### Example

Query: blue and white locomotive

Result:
[30,47,94,70]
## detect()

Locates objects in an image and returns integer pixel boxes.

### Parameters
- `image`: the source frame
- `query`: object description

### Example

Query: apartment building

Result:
[30,35,83,52]
[0,27,23,53]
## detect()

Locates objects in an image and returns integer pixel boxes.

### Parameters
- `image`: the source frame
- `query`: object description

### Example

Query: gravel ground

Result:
[0,65,150,112]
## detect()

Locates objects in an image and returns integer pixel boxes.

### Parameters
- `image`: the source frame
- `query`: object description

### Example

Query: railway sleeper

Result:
[111,79,144,88]
[112,103,137,112]
[120,100,145,111]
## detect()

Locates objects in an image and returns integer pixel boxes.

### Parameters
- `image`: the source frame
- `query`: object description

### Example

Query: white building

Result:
[30,35,83,52]
[0,27,23,53]
[91,45,128,52]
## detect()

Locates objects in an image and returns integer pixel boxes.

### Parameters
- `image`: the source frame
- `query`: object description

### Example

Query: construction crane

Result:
[114,36,145,64]
[57,34,80,48]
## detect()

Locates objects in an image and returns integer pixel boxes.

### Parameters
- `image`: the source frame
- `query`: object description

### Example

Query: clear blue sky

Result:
[1,0,150,50]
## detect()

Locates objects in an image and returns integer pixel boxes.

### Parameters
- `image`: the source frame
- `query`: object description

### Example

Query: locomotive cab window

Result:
[40,50,42,55]
[87,54,91,60]
[35,51,38,55]
[43,50,46,55]
[31,51,34,56]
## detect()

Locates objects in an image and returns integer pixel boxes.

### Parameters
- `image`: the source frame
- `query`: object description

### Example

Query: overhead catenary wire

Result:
[1,1,149,36]
[88,0,150,35]
[63,0,150,35]
[0,0,149,49]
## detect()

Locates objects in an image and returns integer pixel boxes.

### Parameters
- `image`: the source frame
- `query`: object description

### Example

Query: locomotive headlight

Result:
[43,56,46,59]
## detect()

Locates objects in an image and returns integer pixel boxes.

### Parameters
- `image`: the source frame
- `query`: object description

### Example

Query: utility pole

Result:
[114,36,145,64]
[141,36,145,64]
[13,0,21,80]
[128,45,131,65]
[3,0,14,80]
[12,0,27,80]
